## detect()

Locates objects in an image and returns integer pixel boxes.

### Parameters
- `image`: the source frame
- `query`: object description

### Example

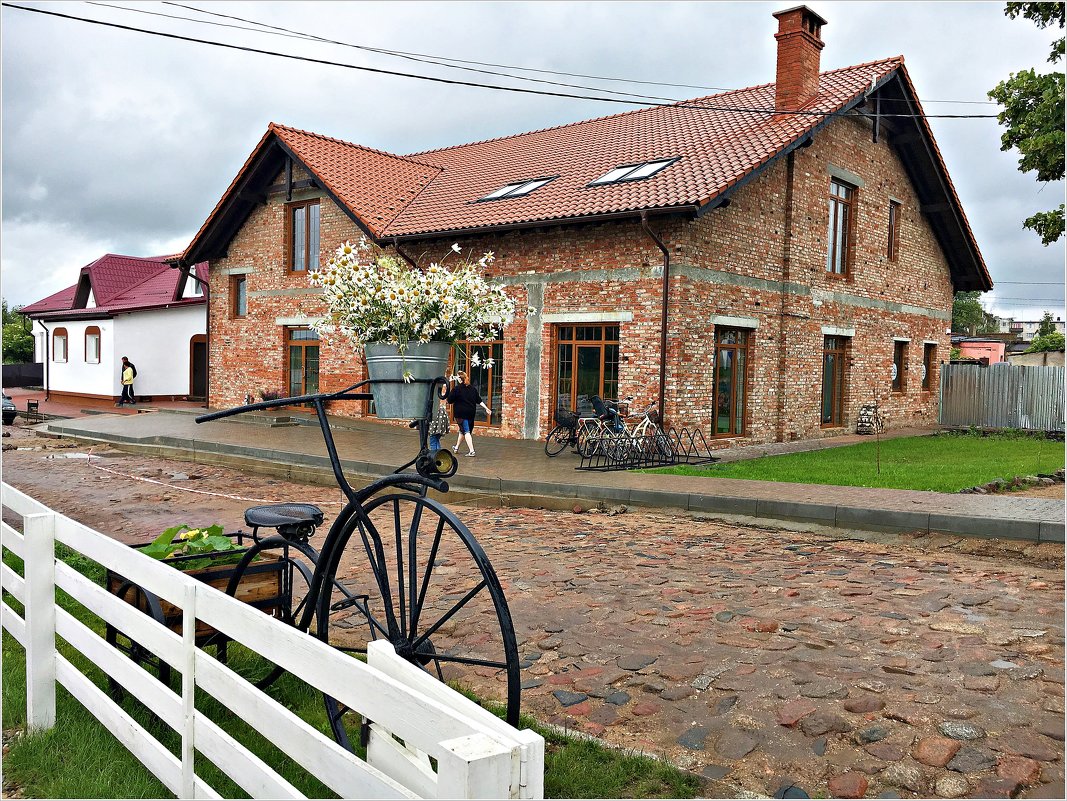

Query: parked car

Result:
[2,392,16,425]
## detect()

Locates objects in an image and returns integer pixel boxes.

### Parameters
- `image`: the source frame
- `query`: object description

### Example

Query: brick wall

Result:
[208,114,955,446]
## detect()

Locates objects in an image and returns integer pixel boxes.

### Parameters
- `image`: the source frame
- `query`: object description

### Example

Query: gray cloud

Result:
[2,0,1064,320]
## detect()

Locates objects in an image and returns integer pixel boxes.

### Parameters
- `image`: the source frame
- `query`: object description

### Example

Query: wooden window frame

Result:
[887,200,901,262]
[821,335,848,428]
[892,340,908,393]
[711,327,750,438]
[53,328,68,363]
[84,326,101,364]
[551,324,621,415]
[231,275,247,318]
[826,179,855,278]
[286,199,320,273]
[453,337,505,427]
[285,326,320,402]
[922,343,936,392]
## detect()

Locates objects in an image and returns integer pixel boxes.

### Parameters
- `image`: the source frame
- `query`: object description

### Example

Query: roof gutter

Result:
[640,211,671,427]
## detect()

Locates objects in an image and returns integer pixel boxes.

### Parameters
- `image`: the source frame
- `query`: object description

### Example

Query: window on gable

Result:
[53,328,68,363]
[85,326,101,364]
[288,200,320,272]
[826,179,855,276]
[478,177,555,201]
[232,275,247,318]
[888,200,901,262]
[589,158,678,186]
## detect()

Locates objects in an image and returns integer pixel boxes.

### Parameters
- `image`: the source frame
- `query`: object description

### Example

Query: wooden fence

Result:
[0,482,543,799]
[939,363,1065,432]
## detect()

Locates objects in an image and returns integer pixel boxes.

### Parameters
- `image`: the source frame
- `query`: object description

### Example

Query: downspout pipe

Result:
[36,319,51,401]
[640,211,670,426]
[392,237,419,270]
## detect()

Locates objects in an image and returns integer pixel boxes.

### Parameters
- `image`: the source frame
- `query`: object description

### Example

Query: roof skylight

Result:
[478,177,555,201]
[589,158,679,186]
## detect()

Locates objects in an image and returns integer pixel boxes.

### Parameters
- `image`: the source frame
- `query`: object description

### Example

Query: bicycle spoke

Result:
[406,497,426,641]
[330,594,391,639]
[411,579,487,652]
[411,516,445,636]
[393,498,406,639]
[430,653,510,670]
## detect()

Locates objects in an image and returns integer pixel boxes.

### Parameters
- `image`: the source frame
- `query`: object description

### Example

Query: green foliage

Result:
[952,291,1000,335]
[989,3,1066,244]
[1037,310,1058,336]
[140,524,237,570]
[649,433,1065,493]
[1025,331,1066,352]
[1,298,34,363]
[950,347,963,360]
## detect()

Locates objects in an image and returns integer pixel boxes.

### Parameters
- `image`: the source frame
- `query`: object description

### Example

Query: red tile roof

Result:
[22,254,207,318]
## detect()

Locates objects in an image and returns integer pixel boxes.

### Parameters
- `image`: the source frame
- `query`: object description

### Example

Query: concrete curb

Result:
[41,421,1063,543]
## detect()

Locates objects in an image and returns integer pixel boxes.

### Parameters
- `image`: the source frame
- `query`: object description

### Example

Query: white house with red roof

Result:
[21,254,208,404]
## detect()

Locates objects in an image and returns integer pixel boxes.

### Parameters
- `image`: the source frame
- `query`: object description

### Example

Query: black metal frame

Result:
[577,426,719,471]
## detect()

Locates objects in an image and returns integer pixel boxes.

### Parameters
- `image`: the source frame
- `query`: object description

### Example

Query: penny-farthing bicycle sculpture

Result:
[195,376,521,750]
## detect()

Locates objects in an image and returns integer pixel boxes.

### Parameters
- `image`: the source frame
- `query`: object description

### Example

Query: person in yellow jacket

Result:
[117,356,137,406]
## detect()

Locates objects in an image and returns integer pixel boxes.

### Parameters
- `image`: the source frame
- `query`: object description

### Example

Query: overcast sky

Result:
[2,1,1064,321]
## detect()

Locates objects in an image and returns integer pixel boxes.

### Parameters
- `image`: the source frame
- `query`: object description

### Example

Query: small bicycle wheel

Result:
[105,581,172,701]
[219,537,317,689]
[317,493,520,750]
[544,424,571,456]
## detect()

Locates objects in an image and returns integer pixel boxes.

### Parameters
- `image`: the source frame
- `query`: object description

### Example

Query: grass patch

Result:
[3,545,701,799]
[649,431,1065,492]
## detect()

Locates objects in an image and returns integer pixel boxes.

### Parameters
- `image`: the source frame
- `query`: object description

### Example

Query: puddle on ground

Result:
[43,453,95,460]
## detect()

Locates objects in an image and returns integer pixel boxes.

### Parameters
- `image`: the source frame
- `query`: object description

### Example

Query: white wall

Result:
[39,319,117,397]
[113,305,206,397]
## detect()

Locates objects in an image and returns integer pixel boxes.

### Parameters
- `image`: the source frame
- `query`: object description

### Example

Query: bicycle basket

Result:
[555,408,577,428]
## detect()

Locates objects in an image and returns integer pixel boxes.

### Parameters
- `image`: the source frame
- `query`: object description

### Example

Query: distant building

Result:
[956,338,1007,364]
[998,315,1065,342]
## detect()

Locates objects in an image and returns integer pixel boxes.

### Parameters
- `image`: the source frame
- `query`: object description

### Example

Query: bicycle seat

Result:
[591,396,616,420]
[244,503,324,540]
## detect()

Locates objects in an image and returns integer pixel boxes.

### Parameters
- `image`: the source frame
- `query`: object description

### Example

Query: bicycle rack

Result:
[576,426,719,471]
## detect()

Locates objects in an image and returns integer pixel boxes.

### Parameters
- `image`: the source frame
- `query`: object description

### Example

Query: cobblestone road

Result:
[3,431,1063,799]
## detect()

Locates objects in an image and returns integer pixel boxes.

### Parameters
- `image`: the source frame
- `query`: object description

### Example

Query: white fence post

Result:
[435,734,515,800]
[182,583,197,799]
[23,512,57,731]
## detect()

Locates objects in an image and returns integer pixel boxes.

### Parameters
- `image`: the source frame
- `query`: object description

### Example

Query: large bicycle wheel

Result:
[105,581,172,702]
[219,537,317,688]
[544,424,571,456]
[316,493,520,750]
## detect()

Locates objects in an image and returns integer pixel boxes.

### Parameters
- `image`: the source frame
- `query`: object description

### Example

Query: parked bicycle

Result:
[582,397,674,461]
[190,376,521,750]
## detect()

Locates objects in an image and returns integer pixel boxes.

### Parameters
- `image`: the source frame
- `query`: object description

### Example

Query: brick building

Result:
[178,6,991,447]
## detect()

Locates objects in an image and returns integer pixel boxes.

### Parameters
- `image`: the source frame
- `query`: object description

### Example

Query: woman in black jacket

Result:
[446,371,492,456]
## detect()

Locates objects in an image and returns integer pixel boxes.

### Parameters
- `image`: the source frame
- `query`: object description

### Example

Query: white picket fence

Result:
[0,482,543,799]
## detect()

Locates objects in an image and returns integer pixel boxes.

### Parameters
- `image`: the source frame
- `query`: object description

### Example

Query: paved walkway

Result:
[33,409,1064,543]
[4,387,205,420]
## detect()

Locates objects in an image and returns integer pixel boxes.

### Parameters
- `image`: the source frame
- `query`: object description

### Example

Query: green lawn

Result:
[651,432,1065,493]
[2,546,700,799]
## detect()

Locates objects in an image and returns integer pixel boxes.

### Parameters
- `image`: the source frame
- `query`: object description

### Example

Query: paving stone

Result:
[828,772,869,798]
[939,721,986,740]
[678,726,710,750]
[701,764,731,780]
[617,654,657,671]
[660,685,695,701]
[856,679,889,694]
[933,774,971,798]
[998,755,1044,786]
[777,699,818,727]
[991,659,1020,670]
[973,776,1023,798]
[865,741,906,761]
[552,690,588,707]
[914,737,962,767]
[800,680,849,699]
[1008,666,1045,681]
[713,695,739,715]
[946,746,995,773]
[812,737,827,756]
[642,679,666,694]
[964,675,1000,692]
[715,729,760,760]
[588,704,618,726]
[799,712,852,736]
[604,691,630,706]
[855,725,891,745]
[962,662,997,677]
[630,702,660,716]
[879,763,926,793]
[996,732,1062,762]
[521,678,544,689]
[844,696,885,713]
[1035,721,1065,742]
[773,782,810,798]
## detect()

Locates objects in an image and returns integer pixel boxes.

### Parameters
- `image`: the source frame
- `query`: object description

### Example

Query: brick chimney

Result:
[773,5,828,113]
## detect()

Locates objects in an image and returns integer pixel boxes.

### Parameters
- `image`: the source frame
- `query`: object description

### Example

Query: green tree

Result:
[952,291,1000,335]
[1,298,34,363]
[1025,331,1066,352]
[1037,310,1057,336]
[988,2,1066,245]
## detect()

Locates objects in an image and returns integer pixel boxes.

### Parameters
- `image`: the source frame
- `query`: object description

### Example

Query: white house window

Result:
[478,177,555,201]
[53,328,68,363]
[85,326,101,364]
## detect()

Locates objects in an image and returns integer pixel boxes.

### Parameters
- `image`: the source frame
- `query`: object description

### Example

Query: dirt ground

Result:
[2,424,1064,799]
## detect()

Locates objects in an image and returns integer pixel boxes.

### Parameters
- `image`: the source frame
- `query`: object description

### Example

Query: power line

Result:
[159,1,998,105]
[1,2,1001,119]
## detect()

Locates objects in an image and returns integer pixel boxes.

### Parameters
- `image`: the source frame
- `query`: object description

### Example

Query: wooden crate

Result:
[107,555,284,640]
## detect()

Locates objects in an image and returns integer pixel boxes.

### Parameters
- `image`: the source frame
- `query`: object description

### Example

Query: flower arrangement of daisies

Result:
[309,239,516,351]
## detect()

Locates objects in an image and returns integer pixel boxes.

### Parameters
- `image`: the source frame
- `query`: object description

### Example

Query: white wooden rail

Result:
[0,482,544,799]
